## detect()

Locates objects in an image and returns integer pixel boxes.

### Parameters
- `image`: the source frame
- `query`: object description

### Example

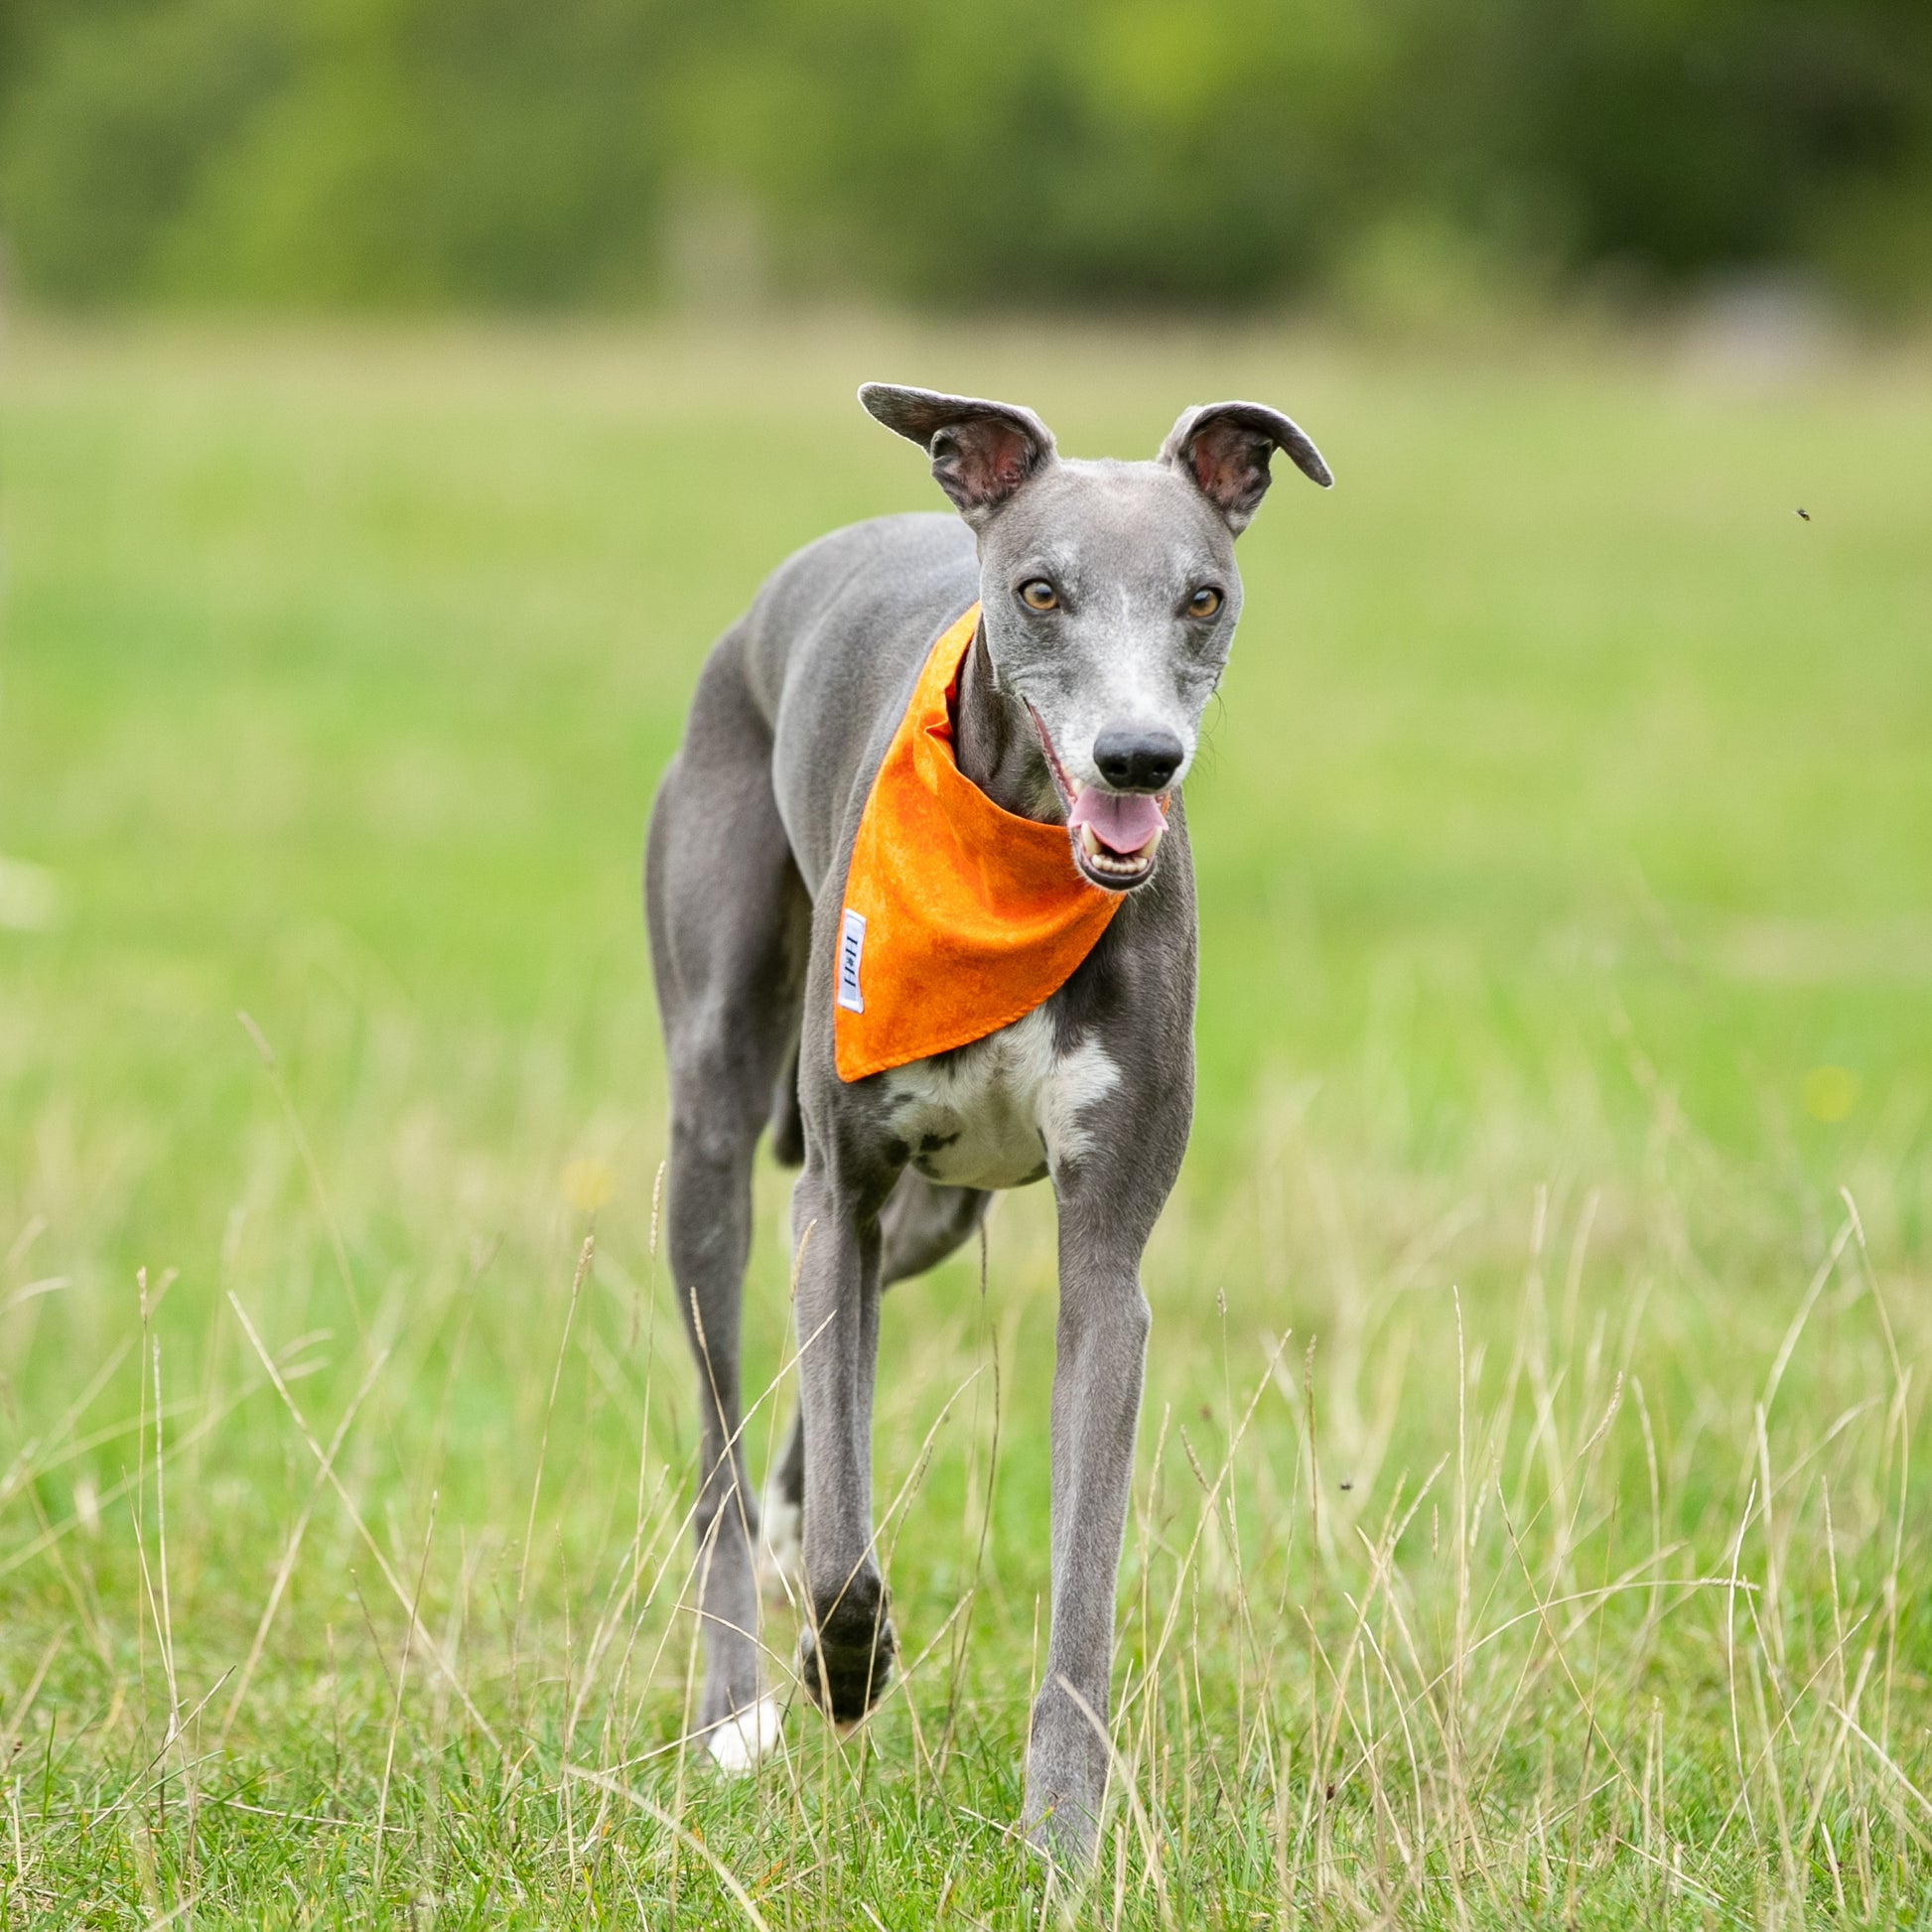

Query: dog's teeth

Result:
[1080,825,1103,857]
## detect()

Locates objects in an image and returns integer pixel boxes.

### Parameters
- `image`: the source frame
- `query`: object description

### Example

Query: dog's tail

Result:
[768,1043,805,1168]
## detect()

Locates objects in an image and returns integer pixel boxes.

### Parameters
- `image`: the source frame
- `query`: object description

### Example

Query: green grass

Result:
[2,319,1930,1926]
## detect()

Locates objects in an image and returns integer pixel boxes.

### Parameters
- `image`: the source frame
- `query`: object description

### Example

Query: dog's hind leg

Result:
[645,633,809,1769]
[759,1175,988,1594]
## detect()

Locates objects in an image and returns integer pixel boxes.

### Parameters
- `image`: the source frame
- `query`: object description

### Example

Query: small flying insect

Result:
[1795,507,1811,521]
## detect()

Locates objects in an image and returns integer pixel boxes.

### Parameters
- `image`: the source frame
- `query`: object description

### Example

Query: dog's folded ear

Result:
[859,384,1057,527]
[1159,401,1332,534]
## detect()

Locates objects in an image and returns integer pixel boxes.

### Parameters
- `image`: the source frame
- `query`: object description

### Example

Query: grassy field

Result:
[2,318,1929,1926]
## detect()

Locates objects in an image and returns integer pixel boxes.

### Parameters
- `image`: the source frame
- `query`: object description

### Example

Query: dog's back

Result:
[710,510,978,897]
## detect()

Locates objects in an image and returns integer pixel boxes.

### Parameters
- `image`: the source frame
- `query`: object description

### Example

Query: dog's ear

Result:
[859,384,1057,526]
[1159,401,1332,533]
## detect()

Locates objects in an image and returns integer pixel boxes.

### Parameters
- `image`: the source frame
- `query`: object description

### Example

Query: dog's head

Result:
[861,382,1331,891]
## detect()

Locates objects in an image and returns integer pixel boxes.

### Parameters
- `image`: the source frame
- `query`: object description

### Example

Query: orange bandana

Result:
[834,603,1123,1082]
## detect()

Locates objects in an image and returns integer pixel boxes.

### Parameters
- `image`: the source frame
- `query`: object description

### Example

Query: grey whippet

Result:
[644,383,1330,1858]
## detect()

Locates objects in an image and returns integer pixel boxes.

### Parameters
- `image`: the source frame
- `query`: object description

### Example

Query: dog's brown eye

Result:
[1186,587,1223,620]
[1019,580,1058,612]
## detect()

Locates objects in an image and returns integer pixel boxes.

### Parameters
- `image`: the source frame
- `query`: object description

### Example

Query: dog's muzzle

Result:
[1025,704,1169,891]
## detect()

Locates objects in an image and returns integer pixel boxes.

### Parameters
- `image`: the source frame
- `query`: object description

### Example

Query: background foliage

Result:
[4,0,1931,313]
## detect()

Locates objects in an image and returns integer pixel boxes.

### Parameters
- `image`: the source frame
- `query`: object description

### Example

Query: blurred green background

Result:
[4,0,1931,318]
[4,320,1929,1304]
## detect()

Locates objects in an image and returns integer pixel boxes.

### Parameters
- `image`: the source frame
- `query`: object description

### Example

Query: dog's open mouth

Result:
[1026,705,1168,891]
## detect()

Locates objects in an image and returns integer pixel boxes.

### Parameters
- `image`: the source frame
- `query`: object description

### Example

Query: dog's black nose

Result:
[1092,728,1183,792]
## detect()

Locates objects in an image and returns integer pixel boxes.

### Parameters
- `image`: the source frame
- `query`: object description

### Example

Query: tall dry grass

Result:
[1,978,1925,1925]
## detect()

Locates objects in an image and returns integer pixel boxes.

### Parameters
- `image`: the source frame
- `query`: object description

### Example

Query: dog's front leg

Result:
[791,1154,897,1725]
[1024,1193,1157,1863]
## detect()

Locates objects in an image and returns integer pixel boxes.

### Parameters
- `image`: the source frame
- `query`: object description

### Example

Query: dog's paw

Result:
[704,1695,783,1774]
[798,1588,896,1725]
[1023,1778,1103,1870]
[758,1490,803,1598]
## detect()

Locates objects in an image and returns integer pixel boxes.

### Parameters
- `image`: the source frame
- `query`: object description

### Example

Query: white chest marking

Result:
[881,1007,1121,1191]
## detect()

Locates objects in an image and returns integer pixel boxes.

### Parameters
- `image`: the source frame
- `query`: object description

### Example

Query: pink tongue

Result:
[1067,788,1167,855]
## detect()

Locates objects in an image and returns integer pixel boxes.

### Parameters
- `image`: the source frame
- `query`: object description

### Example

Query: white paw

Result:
[759,1492,803,1596]
[706,1695,783,1773]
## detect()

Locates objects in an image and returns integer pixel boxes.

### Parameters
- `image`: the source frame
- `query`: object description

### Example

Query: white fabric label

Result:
[836,907,867,1014]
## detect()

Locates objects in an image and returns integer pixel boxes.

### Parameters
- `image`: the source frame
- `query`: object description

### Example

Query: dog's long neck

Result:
[951,617,1062,823]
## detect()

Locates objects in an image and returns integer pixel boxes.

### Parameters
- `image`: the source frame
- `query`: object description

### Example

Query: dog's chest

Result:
[880,1007,1119,1191]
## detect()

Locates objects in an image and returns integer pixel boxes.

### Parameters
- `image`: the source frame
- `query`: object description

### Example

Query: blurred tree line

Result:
[2,0,1928,313]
